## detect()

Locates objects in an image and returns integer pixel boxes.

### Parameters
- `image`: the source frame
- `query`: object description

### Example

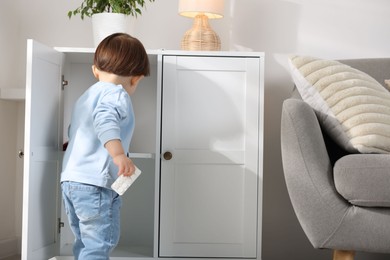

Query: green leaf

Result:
[67,0,156,19]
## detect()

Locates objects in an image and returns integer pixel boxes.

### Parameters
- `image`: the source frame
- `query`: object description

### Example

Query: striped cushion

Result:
[288,55,390,154]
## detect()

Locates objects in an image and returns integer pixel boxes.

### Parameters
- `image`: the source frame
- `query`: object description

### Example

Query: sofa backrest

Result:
[340,58,390,89]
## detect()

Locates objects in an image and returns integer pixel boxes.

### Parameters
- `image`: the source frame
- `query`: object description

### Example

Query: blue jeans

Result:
[61,182,122,260]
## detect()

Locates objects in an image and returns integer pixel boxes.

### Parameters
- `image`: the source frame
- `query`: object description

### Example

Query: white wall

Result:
[0,101,18,239]
[2,0,390,259]
[0,0,21,252]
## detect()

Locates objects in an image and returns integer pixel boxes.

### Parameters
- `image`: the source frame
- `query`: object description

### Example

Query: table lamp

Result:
[179,0,224,51]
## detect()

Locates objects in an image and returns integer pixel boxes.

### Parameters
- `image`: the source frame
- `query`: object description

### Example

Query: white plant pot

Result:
[92,13,135,47]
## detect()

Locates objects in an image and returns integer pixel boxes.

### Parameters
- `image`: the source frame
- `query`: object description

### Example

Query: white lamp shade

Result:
[178,0,224,19]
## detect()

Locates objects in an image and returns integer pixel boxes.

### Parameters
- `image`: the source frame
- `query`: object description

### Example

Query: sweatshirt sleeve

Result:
[92,88,129,146]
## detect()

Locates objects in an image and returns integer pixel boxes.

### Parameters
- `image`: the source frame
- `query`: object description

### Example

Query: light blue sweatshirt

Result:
[61,81,135,189]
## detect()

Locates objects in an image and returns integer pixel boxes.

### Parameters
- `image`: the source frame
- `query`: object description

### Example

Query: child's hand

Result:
[104,139,135,176]
[113,154,136,177]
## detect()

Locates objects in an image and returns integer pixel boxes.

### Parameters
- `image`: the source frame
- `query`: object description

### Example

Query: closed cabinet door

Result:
[22,40,63,260]
[159,55,260,258]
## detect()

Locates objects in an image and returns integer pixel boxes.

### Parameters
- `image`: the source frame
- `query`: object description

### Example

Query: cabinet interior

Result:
[59,51,159,257]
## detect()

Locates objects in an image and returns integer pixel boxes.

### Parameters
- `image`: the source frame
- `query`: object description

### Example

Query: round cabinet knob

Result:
[163,151,173,160]
[18,150,24,158]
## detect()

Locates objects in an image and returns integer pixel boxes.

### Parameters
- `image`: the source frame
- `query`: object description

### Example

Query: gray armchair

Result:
[281,58,390,260]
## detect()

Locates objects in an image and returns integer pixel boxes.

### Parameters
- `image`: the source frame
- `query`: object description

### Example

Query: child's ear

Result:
[92,65,99,79]
[131,75,144,87]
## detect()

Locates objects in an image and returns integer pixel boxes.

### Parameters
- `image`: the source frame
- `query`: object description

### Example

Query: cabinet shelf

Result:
[58,244,153,259]
[0,88,25,100]
[128,153,155,159]
[60,152,155,160]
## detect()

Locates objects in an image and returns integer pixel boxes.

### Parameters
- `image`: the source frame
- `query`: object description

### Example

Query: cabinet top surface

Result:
[54,47,264,58]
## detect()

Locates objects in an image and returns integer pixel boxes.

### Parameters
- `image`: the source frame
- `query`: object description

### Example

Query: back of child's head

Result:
[94,33,150,77]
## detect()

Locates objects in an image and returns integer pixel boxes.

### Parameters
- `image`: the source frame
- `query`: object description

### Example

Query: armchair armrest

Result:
[281,99,349,248]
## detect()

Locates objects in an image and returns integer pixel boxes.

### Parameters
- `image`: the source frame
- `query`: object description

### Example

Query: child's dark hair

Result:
[94,33,150,77]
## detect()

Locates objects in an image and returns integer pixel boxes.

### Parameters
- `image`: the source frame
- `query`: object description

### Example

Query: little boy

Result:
[61,33,150,259]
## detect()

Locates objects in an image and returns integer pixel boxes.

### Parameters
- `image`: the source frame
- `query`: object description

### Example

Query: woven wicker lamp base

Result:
[181,14,221,51]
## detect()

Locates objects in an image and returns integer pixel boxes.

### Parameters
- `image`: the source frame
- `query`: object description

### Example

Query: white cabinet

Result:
[21,39,264,260]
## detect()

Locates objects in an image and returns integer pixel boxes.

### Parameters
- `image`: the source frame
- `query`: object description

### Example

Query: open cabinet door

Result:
[22,40,64,260]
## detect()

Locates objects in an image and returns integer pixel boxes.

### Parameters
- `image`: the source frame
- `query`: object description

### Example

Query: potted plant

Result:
[68,0,155,46]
